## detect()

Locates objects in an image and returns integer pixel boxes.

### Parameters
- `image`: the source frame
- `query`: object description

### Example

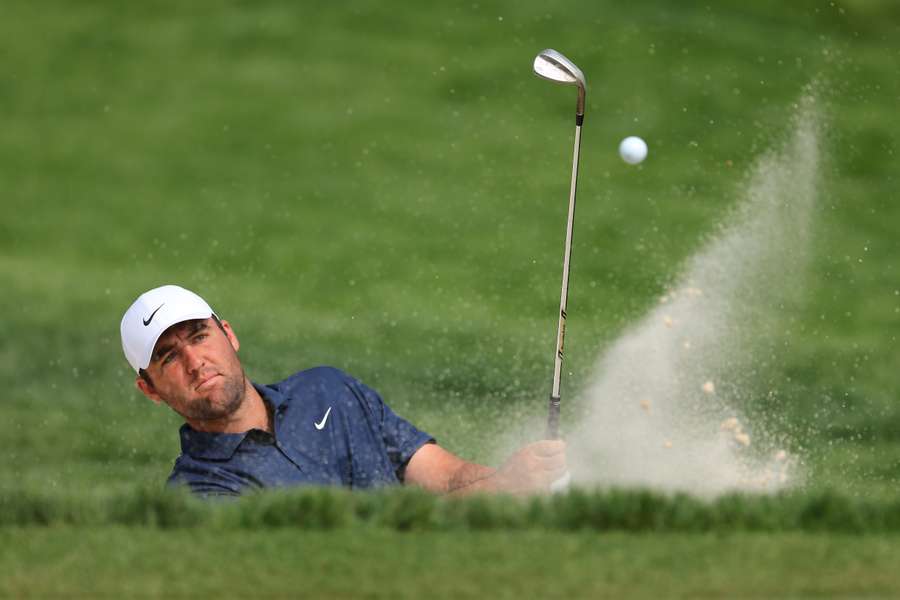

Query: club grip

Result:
[546,395,561,439]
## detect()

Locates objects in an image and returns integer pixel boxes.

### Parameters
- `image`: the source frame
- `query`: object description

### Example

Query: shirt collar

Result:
[254,381,287,410]
[178,381,285,460]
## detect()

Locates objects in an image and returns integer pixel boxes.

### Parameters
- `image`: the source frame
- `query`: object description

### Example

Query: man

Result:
[121,285,567,497]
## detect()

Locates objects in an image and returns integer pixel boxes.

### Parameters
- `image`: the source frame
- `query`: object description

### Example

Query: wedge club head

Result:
[533,48,586,117]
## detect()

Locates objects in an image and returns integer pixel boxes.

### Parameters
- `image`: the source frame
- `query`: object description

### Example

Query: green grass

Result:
[3,527,900,598]
[2,0,899,592]
[3,486,900,533]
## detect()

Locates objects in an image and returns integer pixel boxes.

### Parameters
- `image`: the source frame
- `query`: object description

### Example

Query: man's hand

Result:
[491,440,567,494]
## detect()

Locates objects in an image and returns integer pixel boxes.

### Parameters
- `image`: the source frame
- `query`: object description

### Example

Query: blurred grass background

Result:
[1,0,899,594]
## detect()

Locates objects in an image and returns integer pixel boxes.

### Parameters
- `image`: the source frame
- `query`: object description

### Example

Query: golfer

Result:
[121,285,567,497]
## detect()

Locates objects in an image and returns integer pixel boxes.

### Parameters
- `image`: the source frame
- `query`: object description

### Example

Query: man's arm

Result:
[403,440,567,495]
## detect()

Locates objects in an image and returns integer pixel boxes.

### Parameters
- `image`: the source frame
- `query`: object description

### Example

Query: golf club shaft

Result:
[548,117,583,439]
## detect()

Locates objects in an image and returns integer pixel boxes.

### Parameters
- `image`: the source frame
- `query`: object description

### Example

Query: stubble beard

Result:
[186,370,247,422]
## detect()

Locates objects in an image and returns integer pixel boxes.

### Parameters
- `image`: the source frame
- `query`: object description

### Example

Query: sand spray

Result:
[563,95,822,495]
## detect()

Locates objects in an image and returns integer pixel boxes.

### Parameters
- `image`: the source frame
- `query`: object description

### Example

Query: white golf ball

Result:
[619,136,648,164]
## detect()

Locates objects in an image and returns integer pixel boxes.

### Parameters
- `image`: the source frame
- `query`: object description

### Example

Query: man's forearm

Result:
[403,441,567,495]
[446,463,501,495]
[446,440,569,495]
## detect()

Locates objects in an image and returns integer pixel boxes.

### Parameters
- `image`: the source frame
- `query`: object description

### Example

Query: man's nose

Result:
[182,344,205,373]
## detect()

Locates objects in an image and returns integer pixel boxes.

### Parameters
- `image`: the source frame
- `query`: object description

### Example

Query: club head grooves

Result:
[533,48,587,117]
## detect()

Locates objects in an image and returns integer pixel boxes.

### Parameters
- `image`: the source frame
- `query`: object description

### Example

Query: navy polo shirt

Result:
[166,366,434,497]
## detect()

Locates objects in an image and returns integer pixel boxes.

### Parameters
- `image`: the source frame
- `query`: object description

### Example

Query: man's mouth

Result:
[195,373,221,391]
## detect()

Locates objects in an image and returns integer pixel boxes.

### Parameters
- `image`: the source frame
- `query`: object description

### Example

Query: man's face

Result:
[136,318,247,424]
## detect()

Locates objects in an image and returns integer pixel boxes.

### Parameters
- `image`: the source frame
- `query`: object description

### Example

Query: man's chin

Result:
[195,382,244,420]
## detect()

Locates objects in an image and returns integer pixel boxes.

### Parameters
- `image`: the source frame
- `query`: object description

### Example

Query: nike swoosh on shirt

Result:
[143,304,164,326]
[314,407,332,430]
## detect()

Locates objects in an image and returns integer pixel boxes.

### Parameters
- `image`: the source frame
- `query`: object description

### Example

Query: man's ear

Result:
[136,376,162,405]
[220,319,240,353]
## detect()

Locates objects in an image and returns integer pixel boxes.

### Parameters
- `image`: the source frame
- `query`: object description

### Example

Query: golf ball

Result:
[619,136,648,164]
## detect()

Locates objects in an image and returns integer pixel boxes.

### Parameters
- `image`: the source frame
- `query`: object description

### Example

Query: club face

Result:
[533,48,586,116]
[533,49,586,90]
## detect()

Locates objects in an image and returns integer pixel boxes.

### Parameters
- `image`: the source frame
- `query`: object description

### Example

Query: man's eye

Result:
[162,352,177,365]
[193,334,207,342]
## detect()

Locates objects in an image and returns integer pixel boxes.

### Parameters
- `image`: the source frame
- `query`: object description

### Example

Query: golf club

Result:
[533,48,586,441]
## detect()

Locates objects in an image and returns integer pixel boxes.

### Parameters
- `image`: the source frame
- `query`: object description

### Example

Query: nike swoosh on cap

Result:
[143,304,164,326]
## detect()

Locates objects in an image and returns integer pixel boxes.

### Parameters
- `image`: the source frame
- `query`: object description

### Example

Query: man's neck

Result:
[187,380,272,435]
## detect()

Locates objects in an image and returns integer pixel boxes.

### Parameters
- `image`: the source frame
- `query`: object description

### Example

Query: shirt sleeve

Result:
[340,372,435,480]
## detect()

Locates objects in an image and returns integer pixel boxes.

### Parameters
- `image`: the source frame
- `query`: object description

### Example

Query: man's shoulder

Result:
[259,366,360,406]
[274,365,353,390]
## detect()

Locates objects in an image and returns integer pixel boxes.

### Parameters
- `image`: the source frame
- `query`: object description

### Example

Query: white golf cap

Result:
[120,285,216,372]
